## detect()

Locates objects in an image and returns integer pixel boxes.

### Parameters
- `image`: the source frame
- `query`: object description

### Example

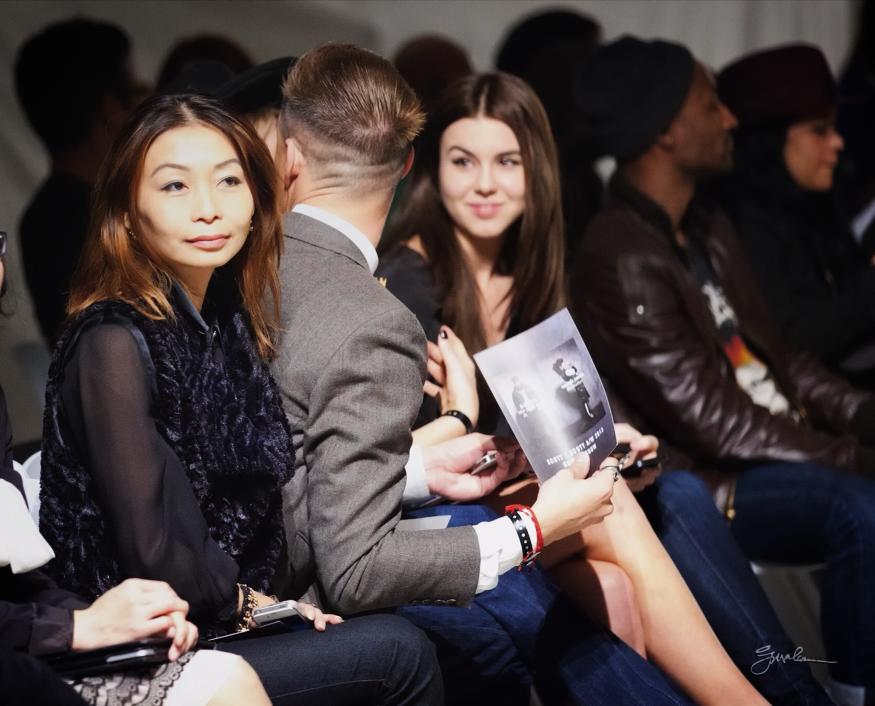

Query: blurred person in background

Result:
[572,35,875,705]
[718,44,875,390]
[156,34,253,92]
[394,35,473,117]
[14,18,148,345]
[495,9,604,255]
[837,0,875,247]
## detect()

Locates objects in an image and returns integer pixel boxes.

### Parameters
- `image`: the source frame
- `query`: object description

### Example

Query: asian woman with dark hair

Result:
[0,226,270,706]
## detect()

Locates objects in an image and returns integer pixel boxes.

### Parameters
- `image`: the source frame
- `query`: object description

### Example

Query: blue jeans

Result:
[726,462,875,689]
[639,471,832,705]
[401,503,694,706]
[220,613,443,705]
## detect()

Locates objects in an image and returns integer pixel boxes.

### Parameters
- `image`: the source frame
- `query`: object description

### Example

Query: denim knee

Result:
[826,473,875,544]
[369,614,443,698]
[656,470,713,505]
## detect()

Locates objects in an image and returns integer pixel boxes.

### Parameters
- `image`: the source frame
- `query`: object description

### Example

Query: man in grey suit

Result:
[270,43,694,706]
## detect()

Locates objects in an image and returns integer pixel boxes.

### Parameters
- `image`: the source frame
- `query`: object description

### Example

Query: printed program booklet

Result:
[474,308,616,482]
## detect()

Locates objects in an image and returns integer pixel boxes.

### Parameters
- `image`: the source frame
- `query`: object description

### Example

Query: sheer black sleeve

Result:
[60,323,239,624]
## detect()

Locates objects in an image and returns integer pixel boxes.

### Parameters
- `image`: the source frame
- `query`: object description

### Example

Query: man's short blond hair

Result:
[280,43,424,184]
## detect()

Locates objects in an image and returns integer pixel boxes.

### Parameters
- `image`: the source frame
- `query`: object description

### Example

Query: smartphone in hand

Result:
[252,600,301,626]
[611,442,661,478]
[470,451,498,475]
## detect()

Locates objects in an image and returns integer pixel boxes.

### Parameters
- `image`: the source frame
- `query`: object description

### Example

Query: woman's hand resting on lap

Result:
[72,578,198,660]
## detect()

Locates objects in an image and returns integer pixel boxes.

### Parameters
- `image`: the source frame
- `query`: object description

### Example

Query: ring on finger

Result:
[601,461,620,482]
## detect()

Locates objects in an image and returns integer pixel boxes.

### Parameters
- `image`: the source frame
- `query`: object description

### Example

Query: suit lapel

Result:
[283,211,370,272]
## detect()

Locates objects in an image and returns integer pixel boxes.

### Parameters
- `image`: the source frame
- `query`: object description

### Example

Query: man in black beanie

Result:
[570,35,875,704]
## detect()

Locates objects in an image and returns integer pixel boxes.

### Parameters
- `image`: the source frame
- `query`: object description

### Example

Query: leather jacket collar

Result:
[608,173,715,260]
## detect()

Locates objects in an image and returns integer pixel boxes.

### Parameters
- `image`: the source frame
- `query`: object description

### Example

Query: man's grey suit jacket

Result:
[273,211,480,614]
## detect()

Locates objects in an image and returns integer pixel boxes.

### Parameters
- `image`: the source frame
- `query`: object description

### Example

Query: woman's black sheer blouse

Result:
[55,292,239,622]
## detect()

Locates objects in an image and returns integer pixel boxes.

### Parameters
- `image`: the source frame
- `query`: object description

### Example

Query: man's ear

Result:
[656,124,677,152]
[400,147,415,180]
[283,137,305,190]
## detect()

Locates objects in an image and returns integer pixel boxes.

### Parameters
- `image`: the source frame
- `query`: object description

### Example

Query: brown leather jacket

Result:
[570,176,873,477]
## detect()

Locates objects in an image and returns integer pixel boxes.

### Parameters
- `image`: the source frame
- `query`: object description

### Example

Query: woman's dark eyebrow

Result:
[214,158,241,170]
[447,146,521,157]
[151,162,189,177]
[151,158,241,177]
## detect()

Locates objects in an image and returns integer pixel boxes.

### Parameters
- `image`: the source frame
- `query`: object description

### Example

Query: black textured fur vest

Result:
[40,296,294,630]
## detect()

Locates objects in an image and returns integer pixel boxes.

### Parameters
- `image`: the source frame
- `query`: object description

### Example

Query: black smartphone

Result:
[620,455,661,478]
[44,638,174,678]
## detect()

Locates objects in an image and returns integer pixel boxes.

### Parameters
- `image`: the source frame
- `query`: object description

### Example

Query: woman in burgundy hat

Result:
[717,44,875,390]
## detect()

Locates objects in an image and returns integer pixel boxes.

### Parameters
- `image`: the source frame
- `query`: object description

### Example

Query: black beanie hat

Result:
[574,35,695,161]
[717,44,836,130]
[216,57,297,114]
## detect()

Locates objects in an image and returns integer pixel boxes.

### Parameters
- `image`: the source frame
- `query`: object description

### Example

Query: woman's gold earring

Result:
[126,228,135,239]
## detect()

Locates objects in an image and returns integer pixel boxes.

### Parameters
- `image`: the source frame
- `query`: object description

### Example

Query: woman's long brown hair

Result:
[67,92,283,359]
[385,72,565,353]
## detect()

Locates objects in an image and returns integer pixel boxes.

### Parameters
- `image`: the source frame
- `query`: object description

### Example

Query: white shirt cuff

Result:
[471,513,536,593]
[402,444,432,507]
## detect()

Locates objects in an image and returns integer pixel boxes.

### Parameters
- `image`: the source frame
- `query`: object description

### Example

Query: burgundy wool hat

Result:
[717,44,837,129]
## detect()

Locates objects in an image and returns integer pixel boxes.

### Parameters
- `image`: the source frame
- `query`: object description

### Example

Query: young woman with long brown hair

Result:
[36,92,443,706]
[379,73,773,705]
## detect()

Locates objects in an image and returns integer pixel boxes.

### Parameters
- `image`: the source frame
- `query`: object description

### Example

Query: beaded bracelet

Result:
[235,583,257,632]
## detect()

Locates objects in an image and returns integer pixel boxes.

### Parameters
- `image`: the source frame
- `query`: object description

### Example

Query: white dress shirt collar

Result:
[292,203,379,274]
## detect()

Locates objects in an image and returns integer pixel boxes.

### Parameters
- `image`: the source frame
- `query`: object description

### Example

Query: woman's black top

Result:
[40,285,294,635]
[377,245,517,436]
[0,386,85,657]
